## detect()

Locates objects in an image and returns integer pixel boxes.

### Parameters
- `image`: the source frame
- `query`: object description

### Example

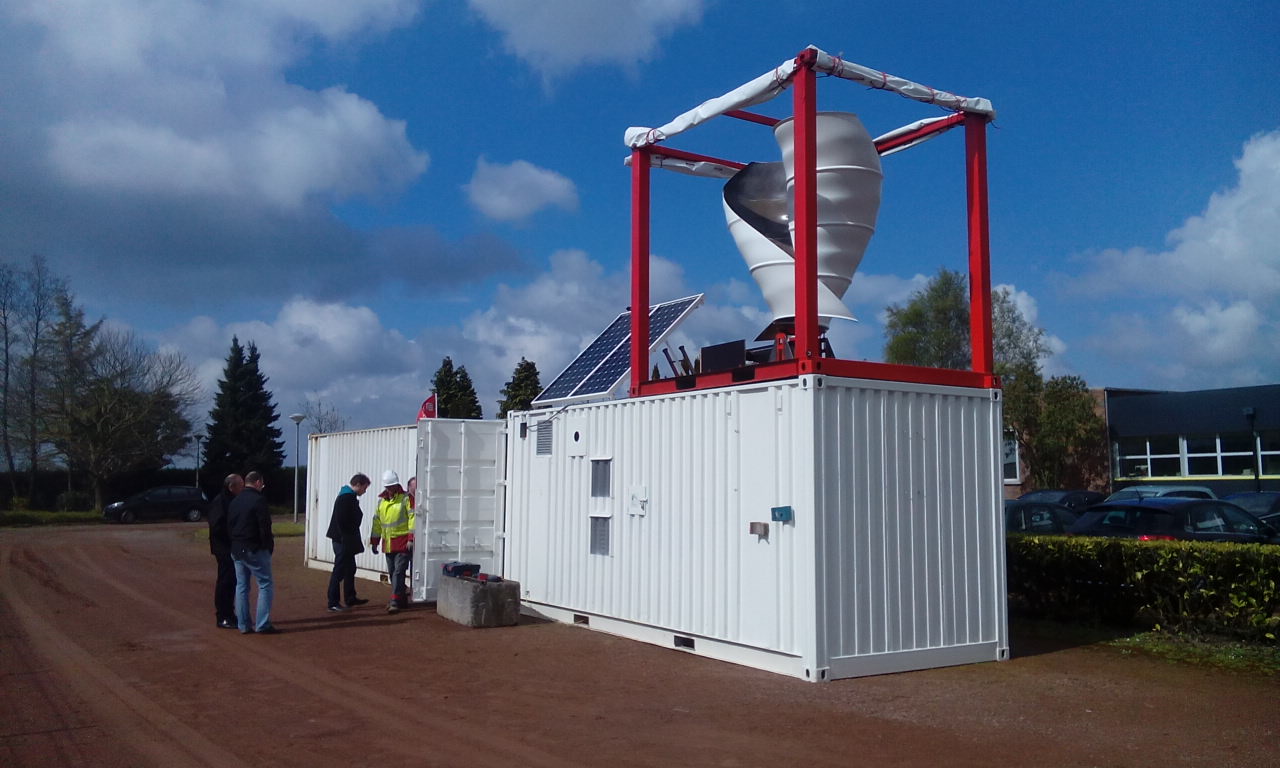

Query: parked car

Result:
[103,486,209,523]
[1005,500,1079,534]
[1017,489,1106,510]
[1222,492,1280,524]
[1103,484,1217,502]
[1068,497,1280,544]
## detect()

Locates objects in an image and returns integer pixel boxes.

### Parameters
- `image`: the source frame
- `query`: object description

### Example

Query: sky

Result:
[2,0,1277,464]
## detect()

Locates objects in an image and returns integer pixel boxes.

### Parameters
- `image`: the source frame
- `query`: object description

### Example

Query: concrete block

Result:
[437,575,521,628]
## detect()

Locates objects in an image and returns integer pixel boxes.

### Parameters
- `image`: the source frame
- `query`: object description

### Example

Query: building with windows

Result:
[1105,384,1279,496]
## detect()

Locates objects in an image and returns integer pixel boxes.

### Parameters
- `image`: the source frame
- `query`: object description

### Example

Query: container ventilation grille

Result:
[536,420,553,455]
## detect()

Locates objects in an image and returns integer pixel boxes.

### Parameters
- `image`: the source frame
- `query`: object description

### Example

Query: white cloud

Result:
[1069,130,1280,303]
[160,297,430,438]
[1067,130,1280,388]
[10,0,428,210]
[465,158,579,222]
[468,0,704,79]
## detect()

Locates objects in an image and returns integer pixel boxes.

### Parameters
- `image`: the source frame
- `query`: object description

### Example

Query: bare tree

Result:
[301,398,348,434]
[0,261,20,495]
[45,321,201,509]
[18,255,67,495]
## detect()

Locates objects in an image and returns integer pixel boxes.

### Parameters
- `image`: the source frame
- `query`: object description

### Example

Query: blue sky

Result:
[2,1,1277,462]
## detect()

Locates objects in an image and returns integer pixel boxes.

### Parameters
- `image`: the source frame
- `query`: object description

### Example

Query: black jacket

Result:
[207,491,235,556]
[326,486,365,554]
[228,487,273,556]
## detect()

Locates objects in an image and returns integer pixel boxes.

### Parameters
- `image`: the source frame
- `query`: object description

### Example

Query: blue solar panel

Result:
[535,312,631,402]
[533,294,702,405]
[574,295,700,396]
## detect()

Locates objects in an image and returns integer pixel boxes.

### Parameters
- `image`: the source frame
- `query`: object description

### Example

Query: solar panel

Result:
[532,294,703,406]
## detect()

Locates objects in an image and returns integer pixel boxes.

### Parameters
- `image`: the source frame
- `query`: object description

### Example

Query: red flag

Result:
[417,393,437,420]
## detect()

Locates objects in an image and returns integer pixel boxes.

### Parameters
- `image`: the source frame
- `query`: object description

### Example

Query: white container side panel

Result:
[304,425,418,578]
[505,380,818,660]
[412,419,506,602]
[811,378,1008,671]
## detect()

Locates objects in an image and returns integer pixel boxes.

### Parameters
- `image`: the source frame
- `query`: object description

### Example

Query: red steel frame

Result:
[629,49,997,398]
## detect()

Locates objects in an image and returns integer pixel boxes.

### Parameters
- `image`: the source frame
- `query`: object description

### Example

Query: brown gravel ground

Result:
[1,523,1276,768]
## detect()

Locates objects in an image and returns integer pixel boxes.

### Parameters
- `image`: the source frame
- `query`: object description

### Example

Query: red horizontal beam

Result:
[726,109,781,127]
[634,357,997,398]
[647,145,746,170]
[873,112,966,155]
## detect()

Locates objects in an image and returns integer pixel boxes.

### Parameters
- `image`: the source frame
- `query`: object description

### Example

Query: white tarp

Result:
[622,154,740,178]
[624,46,994,150]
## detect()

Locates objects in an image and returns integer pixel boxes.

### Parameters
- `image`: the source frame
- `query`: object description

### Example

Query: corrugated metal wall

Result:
[505,379,818,658]
[305,424,417,579]
[812,378,1007,667]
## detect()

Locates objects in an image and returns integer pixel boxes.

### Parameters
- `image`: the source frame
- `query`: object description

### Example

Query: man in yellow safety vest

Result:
[370,470,415,613]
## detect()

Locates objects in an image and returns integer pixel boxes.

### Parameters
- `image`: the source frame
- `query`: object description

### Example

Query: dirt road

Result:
[1,523,1275,767]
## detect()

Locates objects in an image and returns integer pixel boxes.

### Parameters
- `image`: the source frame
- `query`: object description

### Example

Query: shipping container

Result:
[504,374,1008,681]
[304,425,418,583]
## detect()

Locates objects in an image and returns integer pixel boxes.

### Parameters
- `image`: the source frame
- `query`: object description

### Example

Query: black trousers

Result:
[213,551,236,622]
[327,539,359,606]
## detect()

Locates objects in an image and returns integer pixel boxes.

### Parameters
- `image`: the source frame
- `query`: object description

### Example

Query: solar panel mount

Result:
[532,294,703,406]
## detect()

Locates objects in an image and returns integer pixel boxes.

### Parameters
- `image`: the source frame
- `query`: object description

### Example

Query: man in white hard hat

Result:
[370,469,415,613]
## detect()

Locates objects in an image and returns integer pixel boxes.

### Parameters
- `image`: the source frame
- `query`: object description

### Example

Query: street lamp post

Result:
[194,435,203,489]
[289,413,306,523]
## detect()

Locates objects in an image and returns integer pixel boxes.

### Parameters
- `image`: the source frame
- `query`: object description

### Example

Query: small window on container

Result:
[536,420,553,455]
[590,517,610,555]
[591,459,612,498]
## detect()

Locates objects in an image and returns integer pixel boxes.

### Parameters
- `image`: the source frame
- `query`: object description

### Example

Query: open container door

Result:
[411,418,507,602]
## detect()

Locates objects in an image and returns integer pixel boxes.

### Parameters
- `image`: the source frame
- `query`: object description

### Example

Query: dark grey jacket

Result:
[228,487,273,557]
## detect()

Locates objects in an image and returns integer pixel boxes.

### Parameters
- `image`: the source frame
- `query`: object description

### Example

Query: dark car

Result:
[103,486,209,523]
[1006,500,1079,534]
[1016,489,1106,510]
[1068,497,1280,544]
[1222,492,1280,524]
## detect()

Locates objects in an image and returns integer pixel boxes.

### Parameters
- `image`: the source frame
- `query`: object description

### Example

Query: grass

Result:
[1106,631,1280,675]
[0,509,102,527]
[1013,617,1280,675]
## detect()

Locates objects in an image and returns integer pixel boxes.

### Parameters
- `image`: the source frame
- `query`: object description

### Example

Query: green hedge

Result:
[1007,535,1280,642]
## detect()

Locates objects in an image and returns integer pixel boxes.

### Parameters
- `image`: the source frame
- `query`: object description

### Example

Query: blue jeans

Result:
[233,548,273,632]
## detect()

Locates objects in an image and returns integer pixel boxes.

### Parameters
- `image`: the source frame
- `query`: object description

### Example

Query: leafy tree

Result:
[883,267,1104,489]
[497,358,541,418]
[204,337,285,482]
[43,298,199,509]
[883,268,969,370]
[432,356,483,419]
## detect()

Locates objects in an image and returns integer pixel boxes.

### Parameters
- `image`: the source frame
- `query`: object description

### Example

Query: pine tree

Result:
[497,358,541,418]
[452,366,483,419]
[432,356,483,419]
[204,337,285,483]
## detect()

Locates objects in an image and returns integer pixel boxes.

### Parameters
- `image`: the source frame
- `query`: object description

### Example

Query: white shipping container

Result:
[410,418,506,601]
[304,425,418,584]
[503,374,1008,681]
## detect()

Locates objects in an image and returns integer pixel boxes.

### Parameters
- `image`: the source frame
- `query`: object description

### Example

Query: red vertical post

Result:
[629,148,652,397]
[791,51,820,367]
[964,112,995,380]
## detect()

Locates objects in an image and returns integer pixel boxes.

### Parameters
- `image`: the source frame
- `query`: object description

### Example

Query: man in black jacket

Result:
[207,473,244,629]
[326,473,372,611]
[228,471,278,634]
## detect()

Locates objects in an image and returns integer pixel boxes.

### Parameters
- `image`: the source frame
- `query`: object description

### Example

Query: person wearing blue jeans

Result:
[228,471,280,634]
[233,547,273,632]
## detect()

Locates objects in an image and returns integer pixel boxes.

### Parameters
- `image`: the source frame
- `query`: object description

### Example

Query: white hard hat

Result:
[382,470,400,487]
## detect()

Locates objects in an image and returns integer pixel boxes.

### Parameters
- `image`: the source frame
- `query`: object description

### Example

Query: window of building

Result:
[1116,431,1272,479]
[1002,437,1020,484]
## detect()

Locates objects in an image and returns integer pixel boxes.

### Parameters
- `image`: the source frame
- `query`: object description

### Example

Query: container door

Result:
[411,419,506,601]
